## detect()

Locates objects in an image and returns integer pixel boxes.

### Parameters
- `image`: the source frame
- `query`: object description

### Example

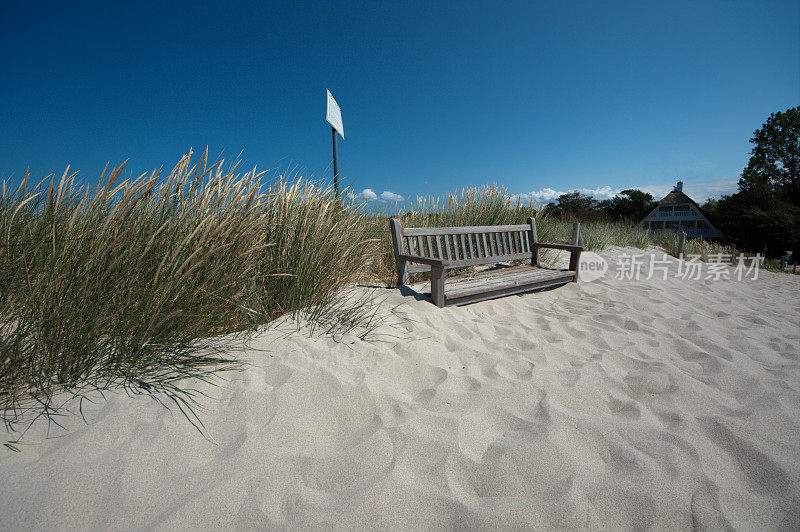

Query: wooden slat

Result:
[444,234,453,260]
[446,267,570,291]
[408,252,549,272]
[446,270,575,299]
[462,264,565,281]
[522,230,530,253]
[532,243,583,251]
[443,251,533,269]
[397,254,444,267]
[426,236,434,259]
[467,233,475,258]
[459,234,467,260]
[446,277,574,306]
[435,235,443,259]
[481,233,489,258]
[404,224,530,236]
[446,272,575,297]
[459,264,541,278]
[448,272,571,294]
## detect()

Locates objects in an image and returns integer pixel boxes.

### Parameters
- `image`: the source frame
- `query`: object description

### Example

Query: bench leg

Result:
[569,249,582,282]
[431,266,445,307]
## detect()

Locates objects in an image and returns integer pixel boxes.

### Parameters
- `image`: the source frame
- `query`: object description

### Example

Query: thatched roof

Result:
[657,189,697,206]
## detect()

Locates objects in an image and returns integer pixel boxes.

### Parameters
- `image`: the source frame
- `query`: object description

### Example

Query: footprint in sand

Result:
[496,358,534,381]
[678,351,723,376]
[607,396,641,419]
[449,322,475,341]
[623,367,675,396]
[442,373,481,393]
[505,337,537,352]
[298,428,396,496]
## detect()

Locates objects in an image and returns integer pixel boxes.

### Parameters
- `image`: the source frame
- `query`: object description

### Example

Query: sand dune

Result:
[2,248,799,529]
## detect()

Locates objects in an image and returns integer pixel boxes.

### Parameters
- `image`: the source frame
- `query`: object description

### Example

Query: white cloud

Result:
[513,179,738,204]
[513,185,619,204]
[357,188,378,201]
[380,191,404,202]
[354,188,404,203]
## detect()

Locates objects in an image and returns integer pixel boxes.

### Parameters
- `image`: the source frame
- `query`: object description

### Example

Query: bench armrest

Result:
[532,243,584,252]
[397,254,446,267]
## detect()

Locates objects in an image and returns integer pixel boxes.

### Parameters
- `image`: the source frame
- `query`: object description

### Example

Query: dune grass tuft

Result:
[0,150,378,428]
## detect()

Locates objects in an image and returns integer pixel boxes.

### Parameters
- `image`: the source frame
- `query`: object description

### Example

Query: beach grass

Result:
[650,231,735,261]
[0,151,378,427]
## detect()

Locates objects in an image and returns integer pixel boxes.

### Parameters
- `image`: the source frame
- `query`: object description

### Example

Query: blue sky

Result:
[1,1,798,205]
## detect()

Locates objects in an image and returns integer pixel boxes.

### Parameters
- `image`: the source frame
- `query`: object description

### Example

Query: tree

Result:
[601,189,655,222]
[553,192,602,219]
[739,107,799,201]
[713,107,800,254]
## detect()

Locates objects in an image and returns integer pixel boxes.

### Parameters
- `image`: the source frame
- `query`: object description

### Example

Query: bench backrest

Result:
[390,219,538,273]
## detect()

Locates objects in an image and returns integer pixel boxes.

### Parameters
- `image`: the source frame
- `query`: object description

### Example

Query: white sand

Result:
[2,248,799,529]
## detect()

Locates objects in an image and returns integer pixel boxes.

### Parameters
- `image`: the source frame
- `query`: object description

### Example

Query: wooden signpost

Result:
[326,90,344,197]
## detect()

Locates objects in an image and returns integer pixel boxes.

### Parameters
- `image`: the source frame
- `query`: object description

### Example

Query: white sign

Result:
[326,89,344,138]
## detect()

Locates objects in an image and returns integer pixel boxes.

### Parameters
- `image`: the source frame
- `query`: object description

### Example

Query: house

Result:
[638,181,724,239]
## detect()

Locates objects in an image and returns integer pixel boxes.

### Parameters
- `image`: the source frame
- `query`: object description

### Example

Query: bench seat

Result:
[437,265,575,305]
[389,217,583,307]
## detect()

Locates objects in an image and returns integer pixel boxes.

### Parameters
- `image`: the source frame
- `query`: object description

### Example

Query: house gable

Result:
[638,181,725,238]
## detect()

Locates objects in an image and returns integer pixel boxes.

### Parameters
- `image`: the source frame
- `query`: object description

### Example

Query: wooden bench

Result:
[389,217,583,307]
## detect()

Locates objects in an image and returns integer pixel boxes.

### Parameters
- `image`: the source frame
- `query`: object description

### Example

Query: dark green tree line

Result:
[707,107,799,255]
